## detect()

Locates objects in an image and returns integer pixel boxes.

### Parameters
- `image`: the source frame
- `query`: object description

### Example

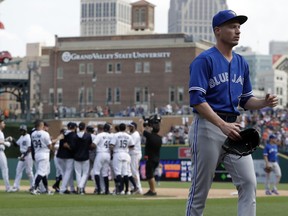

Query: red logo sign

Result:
[178,147,191,159]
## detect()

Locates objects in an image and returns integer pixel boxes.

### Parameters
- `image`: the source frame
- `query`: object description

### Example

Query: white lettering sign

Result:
[62,51,171,62]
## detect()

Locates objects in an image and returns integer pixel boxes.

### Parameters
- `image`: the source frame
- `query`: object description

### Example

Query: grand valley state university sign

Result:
[61,51,171,62]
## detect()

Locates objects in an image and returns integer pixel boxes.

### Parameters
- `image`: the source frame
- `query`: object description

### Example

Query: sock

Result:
[129,176,137,189]
[104,176,109,193]
[94,175,101,193]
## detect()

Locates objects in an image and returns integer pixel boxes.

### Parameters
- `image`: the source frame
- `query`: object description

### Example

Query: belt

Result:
[0,149,4,151]
[217,112,237,123]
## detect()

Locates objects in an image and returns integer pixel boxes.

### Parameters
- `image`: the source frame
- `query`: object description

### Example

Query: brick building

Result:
[40,33,211,117]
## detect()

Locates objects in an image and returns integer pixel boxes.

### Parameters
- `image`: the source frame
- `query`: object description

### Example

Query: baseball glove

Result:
[264,166,272,173]
[222,128,260,157]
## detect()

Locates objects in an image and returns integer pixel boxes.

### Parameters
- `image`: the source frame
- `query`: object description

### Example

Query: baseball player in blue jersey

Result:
[73,122,94,195]
[186,10,278,216]
[263,134,282,195]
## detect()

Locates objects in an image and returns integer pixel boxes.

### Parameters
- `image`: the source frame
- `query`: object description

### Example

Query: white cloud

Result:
[25,25,55,46]
[0,31,24,57]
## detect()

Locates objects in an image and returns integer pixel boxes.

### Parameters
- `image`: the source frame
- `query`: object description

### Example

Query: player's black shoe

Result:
[52,184,60,193]
[143,190,157,196]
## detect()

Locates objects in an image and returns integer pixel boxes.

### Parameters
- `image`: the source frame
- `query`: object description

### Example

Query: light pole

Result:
[27,64,32,121]
[27,61,39,121]
[148,92,154,114]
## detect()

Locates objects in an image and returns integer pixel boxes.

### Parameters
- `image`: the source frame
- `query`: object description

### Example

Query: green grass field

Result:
[0,181,287,216]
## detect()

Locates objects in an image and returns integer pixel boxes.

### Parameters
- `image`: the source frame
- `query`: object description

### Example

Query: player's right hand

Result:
[219,122,242,141]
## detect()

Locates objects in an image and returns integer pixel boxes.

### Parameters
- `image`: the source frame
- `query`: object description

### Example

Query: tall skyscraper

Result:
[80,0,132,36]
[168,0,227,43]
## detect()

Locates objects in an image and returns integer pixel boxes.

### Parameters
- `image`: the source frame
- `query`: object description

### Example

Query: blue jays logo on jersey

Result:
[209,72,244,88]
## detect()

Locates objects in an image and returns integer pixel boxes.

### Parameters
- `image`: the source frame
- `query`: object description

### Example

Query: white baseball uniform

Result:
[110,132,134,176]
[129,130,142,192]
[13,133,34,190]
[31,130,52,176]
[0,130,11,191]
[93,131,112,177]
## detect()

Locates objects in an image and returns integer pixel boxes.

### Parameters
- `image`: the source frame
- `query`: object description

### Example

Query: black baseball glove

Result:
[222,128,260,157]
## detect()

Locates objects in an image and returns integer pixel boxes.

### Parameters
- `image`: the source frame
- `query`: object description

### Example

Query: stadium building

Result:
[40,33,212,118]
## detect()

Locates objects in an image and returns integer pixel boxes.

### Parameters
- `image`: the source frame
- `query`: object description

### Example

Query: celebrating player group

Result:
[0,119,143,196]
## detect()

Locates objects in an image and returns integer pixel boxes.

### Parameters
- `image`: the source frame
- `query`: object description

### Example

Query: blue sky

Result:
[0,0,287,57]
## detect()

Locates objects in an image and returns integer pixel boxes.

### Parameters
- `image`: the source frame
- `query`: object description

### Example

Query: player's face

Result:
[0,121,5,130]
[217,21,241,47]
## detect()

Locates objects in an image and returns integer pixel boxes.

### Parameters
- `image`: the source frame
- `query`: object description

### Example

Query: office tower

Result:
[80,0,132,36]
[269,41,288,55]
[168,0,227,43]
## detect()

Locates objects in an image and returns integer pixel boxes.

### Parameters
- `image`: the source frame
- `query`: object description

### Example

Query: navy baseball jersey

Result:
[189,46,253,115]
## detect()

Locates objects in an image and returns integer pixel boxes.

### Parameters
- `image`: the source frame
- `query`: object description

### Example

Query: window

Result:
[86,87,93,105]
[178,87,184,103]
[106,88,112,103]
[135,62,142,73]
[57,67,63,79]
[96,3,101,17]
[92,71,97,82]
[87,63,94,74]
[143,87,149,102]
[81,3,87,18]
[79,87,84,105]
[115,87,120,103]
[57,88,63,105]
[107,63,113,73]
[88,3,94,18]
[79,63,85,74]
[135,87,141,103]
[165,61,172,73]
[143,62,150,73]
[115,63,121,73]
[111,2,116,17]
[169,87,175,103]
[49,88,54,105]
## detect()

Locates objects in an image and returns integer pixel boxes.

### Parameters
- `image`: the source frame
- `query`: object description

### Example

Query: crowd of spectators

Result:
[161,107,288,155]
[243,108,288,154]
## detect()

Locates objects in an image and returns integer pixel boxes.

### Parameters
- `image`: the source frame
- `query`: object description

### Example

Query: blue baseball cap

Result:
[269,134,277,139]
[212,10,248,29]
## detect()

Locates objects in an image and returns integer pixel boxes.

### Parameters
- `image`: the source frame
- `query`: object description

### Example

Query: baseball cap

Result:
[128,122,137,128]
[78,122,86,130]
[212,10,248,29]
[67,122,77,129]
[86,125,95,133]
[269,134,277,139]
[19,124,27,131]
[103,123,111,132]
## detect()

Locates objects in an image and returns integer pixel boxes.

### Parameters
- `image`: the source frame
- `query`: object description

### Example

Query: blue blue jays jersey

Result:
[263,143,278,162]
[189,47,253,115]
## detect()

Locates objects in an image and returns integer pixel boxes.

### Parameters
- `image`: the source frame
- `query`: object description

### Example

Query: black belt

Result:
[217,113,237,123]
